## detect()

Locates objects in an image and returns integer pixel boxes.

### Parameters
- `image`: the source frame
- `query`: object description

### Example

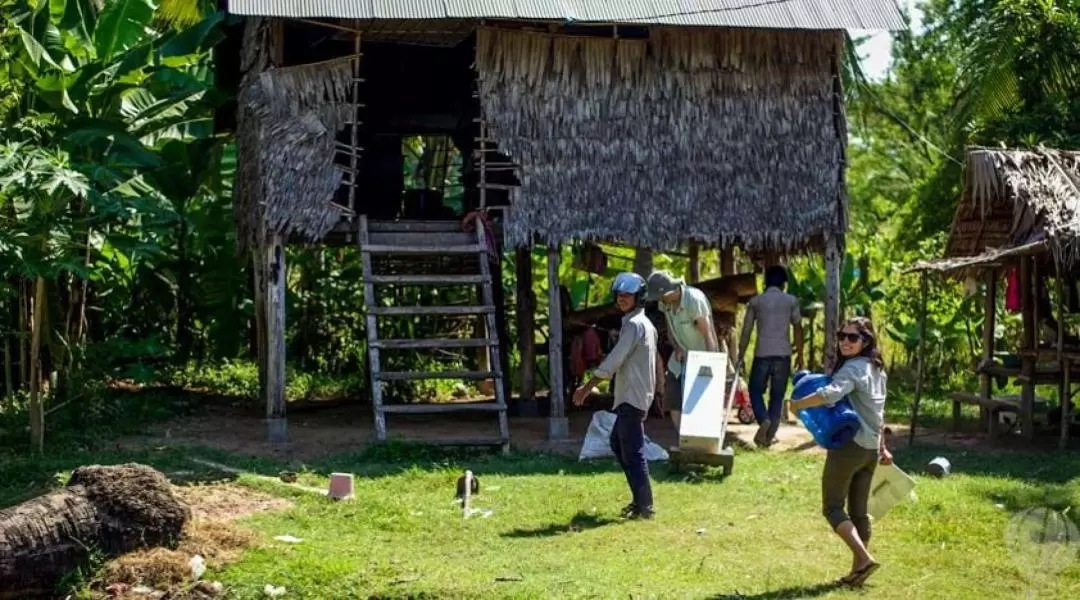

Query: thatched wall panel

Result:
[234,19,351,253]
[476,27,846,252]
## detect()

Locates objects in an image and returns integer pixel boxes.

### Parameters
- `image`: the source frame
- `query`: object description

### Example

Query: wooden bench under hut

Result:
[906,147,1080,449]
[224,1,904,449]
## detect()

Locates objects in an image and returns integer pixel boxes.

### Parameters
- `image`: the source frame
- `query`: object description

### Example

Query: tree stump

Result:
[0,463,190,599]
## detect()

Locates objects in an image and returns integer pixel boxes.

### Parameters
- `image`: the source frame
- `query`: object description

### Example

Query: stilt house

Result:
[908,147,1080,449]
[225,1,905,449]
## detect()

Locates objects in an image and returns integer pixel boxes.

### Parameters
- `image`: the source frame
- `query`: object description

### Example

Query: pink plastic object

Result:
[328,472,354,500]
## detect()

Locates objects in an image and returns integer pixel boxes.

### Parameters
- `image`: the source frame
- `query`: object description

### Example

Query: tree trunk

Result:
[28,276,45,454]
[0,464,190,600]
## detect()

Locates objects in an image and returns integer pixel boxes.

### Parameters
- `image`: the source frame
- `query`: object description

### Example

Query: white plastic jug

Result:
[867,462,916,521]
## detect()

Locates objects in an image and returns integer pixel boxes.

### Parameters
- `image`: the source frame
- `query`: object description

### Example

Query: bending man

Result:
[646,271,719,432]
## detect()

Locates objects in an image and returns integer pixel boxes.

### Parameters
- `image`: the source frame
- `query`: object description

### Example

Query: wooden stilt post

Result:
[980,269,998,434]
[688,242,700,283]
[1020,256,1036,442]
[265,232,287,445]
[909,272,929,447]
[633,247,653,277]
[515,248,537,408]
[1055,256,1070,450]
[823,235,842,371]
[547,245,568,440]
[720,247,735,276]
[492,251,512,407]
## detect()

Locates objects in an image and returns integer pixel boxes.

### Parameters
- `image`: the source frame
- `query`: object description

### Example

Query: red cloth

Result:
[570,327,604,380]
[1005,268,1022,313]
[461,210,497,260]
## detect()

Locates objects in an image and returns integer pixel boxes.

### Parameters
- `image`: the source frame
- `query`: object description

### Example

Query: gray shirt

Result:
[818,357,887,450]
[739,287,801,358]
[594,307,658,413]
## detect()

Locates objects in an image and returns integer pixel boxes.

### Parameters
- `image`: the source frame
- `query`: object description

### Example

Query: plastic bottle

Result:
[790,370,862,450]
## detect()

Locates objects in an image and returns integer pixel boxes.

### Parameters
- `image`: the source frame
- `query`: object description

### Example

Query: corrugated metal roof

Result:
[226,0,906,31]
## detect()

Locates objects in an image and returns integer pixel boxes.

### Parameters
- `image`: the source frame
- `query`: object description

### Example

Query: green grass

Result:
[4,443,1080,599]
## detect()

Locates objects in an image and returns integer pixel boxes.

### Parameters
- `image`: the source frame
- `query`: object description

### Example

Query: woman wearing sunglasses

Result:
[789,316,890,587]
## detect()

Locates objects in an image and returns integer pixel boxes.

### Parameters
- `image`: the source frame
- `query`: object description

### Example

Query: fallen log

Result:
[0,463,190,599]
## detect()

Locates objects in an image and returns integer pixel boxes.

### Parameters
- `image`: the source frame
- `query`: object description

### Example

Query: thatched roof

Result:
[905,147,1080,276]
[234,17,351,252]
[479,27,848,253]
[948,148,1080,262]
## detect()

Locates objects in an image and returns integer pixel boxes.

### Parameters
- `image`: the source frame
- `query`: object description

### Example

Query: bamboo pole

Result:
[909,272,928,447]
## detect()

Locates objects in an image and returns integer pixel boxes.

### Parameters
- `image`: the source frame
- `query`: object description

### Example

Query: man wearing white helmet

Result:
[573,272,658,520]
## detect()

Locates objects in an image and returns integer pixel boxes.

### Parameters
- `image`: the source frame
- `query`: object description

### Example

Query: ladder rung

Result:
[373,338,497,349]
[379,370,497,381]
[363,244,484,254]
[380,437,508,447]
[379,401,505,413]
[366,220,463,233]
[368,274,488,285]
[369,306,495,316]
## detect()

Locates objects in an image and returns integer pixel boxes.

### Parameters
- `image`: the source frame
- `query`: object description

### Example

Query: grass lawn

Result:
[3,442,1080,599]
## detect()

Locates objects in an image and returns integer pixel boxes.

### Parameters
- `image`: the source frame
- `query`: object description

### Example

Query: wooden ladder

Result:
[359,216,509,453]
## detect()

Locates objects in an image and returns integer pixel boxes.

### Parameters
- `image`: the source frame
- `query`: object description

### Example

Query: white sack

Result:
[578,410,670,462]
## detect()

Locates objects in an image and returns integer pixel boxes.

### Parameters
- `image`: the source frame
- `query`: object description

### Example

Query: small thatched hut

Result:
[908,147,1080,449]
[224,1,905,447]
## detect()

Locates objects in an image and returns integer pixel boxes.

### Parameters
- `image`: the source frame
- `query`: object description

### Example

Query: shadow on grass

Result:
[501,511,621,538]
[709,581,843,599]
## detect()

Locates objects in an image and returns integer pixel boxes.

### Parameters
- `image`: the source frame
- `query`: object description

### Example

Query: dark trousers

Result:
[748,356,792,425]
[822,440,878,544]
[609,403,654,510]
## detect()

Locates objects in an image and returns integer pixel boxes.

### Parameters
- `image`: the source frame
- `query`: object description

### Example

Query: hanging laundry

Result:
[1005,268,1022,313]
[570,327,604,380]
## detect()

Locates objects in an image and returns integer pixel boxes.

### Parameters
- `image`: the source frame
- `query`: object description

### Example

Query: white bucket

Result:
[867,463,916,521]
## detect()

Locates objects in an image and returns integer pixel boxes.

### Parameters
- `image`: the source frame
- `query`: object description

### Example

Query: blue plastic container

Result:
[790,370,862,450]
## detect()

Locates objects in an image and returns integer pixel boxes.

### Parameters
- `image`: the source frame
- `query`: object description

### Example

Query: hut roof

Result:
[907,147,1080,275]
[226,0,905,30]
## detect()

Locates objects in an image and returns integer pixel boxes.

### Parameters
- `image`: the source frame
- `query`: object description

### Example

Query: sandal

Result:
[845,561,881,587]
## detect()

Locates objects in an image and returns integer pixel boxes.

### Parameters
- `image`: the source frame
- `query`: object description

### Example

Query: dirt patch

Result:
[173,483,292,522]
[92,484,290,599]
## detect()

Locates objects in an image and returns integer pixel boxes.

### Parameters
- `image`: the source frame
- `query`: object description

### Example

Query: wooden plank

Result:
[367,220,463,233]
[265,233,287,444]
[369,305,494,316]
[373,338,497,349]
[949,392,1020,411]
[823,235,842,370]
[378,370,497,381]
[477,220,511,453]
[381,437,508,447]
[362,244,483,255]
[688,242,700,283]
[368,274,488,285]
[367,231,475,247]
[359,215,387,442]
[379,402,506,414]
[547,244,567,437]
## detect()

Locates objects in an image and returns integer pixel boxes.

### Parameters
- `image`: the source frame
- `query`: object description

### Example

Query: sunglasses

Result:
[836,331,865,343]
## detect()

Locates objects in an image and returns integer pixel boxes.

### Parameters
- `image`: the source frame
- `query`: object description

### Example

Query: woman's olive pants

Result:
[822,439,878,544]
